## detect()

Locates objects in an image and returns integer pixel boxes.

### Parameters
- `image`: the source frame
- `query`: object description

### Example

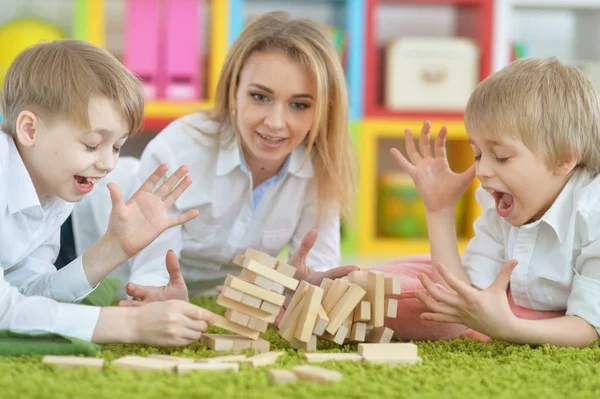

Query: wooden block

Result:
[260,300,281,315]
[358,343,418,358]
[177,363,239,374]
[198,355,247,363]
[321,325,349,345]
[348,270,367,289]
[271,282,285,294]
[239,268,274,291]
[290,335,317,352]
[148,355,195,364]
[295,285,324,343]
[241,351,284,367]
[42,356,104,370]
[280,298,307,342]
[241,294,263,309]
[268,369,297,384]
[250,337,271,354]
[225,309,251,327]
[385,276,401,295]
[343,314,353,339]
[385,298,398,318]
[278,281,309,332]
[201,334,234,351]
[112,356,177,372]
[228,275,285,306]
[364,327,394,344]
[348,322,367,342]
[248,317,269,333]
[275,261,297,278]
[216,294,276,323]
[221,285,245,302]
[313,305,329,336]
[320,278,334,297]
[304,353,363,363]
[244,248,279,268]
[325,284,366,335]
[367,271,385,327]
[322,279,350,313]
[362,356,423,366]
[239,257,299,291]
[212,315,260,340]
[353,301,371,322]
[292,365,343,383]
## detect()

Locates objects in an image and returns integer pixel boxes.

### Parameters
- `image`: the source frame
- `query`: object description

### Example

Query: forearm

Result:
[426,209,470,286]
[91,306,137,344]
[82,234,129,288]
[505,316,599,348]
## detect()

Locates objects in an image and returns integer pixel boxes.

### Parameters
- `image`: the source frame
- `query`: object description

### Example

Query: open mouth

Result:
[490,190,515,218]
[73,175,102,194]
[257,131,287,145]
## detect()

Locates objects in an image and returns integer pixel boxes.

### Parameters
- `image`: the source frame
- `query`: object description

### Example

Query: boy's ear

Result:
[554,152,578,176]
[15,110,39,147]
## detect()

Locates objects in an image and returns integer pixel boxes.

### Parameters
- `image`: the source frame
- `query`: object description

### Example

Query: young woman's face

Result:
[235,49,317,170]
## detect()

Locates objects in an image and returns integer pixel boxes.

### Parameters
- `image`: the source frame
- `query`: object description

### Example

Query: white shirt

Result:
[463,169,600,334]
[73,112,340,292]
[0,132,99,341]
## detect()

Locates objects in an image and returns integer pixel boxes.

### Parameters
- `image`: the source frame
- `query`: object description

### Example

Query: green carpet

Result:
[2,297,599,399]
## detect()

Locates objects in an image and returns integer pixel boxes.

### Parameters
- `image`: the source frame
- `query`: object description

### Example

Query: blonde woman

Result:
[69,11,358,301]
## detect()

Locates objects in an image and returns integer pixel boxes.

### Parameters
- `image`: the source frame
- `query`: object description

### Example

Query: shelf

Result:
[140,100,213,132]
[363,118,468,140]
[358,237,471,256]
[364,108,468,124]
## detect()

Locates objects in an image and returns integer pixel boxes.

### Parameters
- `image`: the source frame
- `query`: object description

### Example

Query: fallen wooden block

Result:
[353,301,371,323]
[365,326,394,344]
[384,298,398,318]
[241,351,284,367]
[348,322,367,342]
[385,276,401,295]
[177,362,239,374]
[312,305,329,336]
[148,355,195,364]
[42,356,104,370]
[198,355,247,363]
[322,279,350,314]
[292,365,343,383]
[362,356,423,366]
[212,315,260,340]
[358,343,418,358]
[295,285,324,342]
[322,325,349,345]
[278,282,308,334]
[325,284,366,335]
[290,335,317,352]
[201,334,271,353]
[112,356,177,372]
[268,369,297,384]
[303,353,362,363]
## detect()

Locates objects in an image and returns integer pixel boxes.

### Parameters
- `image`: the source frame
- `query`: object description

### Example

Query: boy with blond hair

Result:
[0,39,216,346]
[387,57,600,347]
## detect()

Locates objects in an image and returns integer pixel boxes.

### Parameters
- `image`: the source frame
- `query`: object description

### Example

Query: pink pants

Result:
[370,255,565,342]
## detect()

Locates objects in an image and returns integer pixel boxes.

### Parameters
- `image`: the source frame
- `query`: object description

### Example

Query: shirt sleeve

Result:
[462,186,507,289]
[287,197,341,272]
[567,208,600,337]
[5,229,95,302]
[0,268,100,341]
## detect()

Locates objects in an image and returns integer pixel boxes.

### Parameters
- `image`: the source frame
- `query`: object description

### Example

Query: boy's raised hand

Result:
[390,121,475,214]
[119,250,189,306]
[105,164,199,260]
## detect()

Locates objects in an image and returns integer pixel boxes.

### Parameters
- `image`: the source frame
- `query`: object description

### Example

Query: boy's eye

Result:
[251,93,268,102]
[85,145,97,152]
[474,154,481,161]
[113,147,121,154]
[291,102,309,110]
[495,157,509,164]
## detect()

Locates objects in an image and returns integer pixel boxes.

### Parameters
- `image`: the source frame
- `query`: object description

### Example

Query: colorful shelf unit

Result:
[228,0,366,120]
[357,118,480,256]
[364,0,493,120]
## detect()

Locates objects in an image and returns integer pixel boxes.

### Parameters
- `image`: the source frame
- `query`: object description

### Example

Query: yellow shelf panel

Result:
[358,237,471,257]
[145,100,214,118]
[363,118,468,140]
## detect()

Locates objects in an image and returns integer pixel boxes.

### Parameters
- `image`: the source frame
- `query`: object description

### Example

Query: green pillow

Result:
[0,330,100,356]
[81,277,121,307]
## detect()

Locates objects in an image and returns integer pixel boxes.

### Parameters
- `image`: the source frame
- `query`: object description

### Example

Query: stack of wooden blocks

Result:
[206,248,300,352]
[278,270,401,351]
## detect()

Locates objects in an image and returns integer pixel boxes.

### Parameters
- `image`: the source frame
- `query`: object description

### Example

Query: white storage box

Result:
[385,37,479,111]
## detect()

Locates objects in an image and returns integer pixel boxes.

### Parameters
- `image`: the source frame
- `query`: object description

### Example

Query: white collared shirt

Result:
[73,112,340,291]
[0,132,99,341]
[463,169,600,334]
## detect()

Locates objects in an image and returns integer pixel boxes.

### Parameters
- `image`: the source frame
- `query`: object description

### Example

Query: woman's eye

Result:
[251,93,268,102]
[291,102,309,110]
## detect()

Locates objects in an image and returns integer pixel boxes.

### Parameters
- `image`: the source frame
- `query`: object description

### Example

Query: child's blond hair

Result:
[208,11,357,221]
[1,39,144,136]
[465,57,600,175]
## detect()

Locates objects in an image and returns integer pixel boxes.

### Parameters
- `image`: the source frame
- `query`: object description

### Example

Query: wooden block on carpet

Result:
[201,334,234,351]
[177,362,239,374]
[362,356,423,366]
[148,355,195,364]
[348,322,367,342]
[241,351,284,367]
[295,284,324,342]
[201,334,270,353]
[290,335,317,352]
[322,325,349,345]
[358,343,418,358]
[292,365,343,383]
[303,353,363,363]
[365,326,394,344]
[198,355,247,363]
[268,369,297,384]
[42,356,104,370]
[112,356,177,372]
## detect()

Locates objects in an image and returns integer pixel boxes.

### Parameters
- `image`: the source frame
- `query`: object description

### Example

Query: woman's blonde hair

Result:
[208,11,356,221]
[465,57,600,175]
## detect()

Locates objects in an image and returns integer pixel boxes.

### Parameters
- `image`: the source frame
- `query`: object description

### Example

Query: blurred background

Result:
[1,0,598,266]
